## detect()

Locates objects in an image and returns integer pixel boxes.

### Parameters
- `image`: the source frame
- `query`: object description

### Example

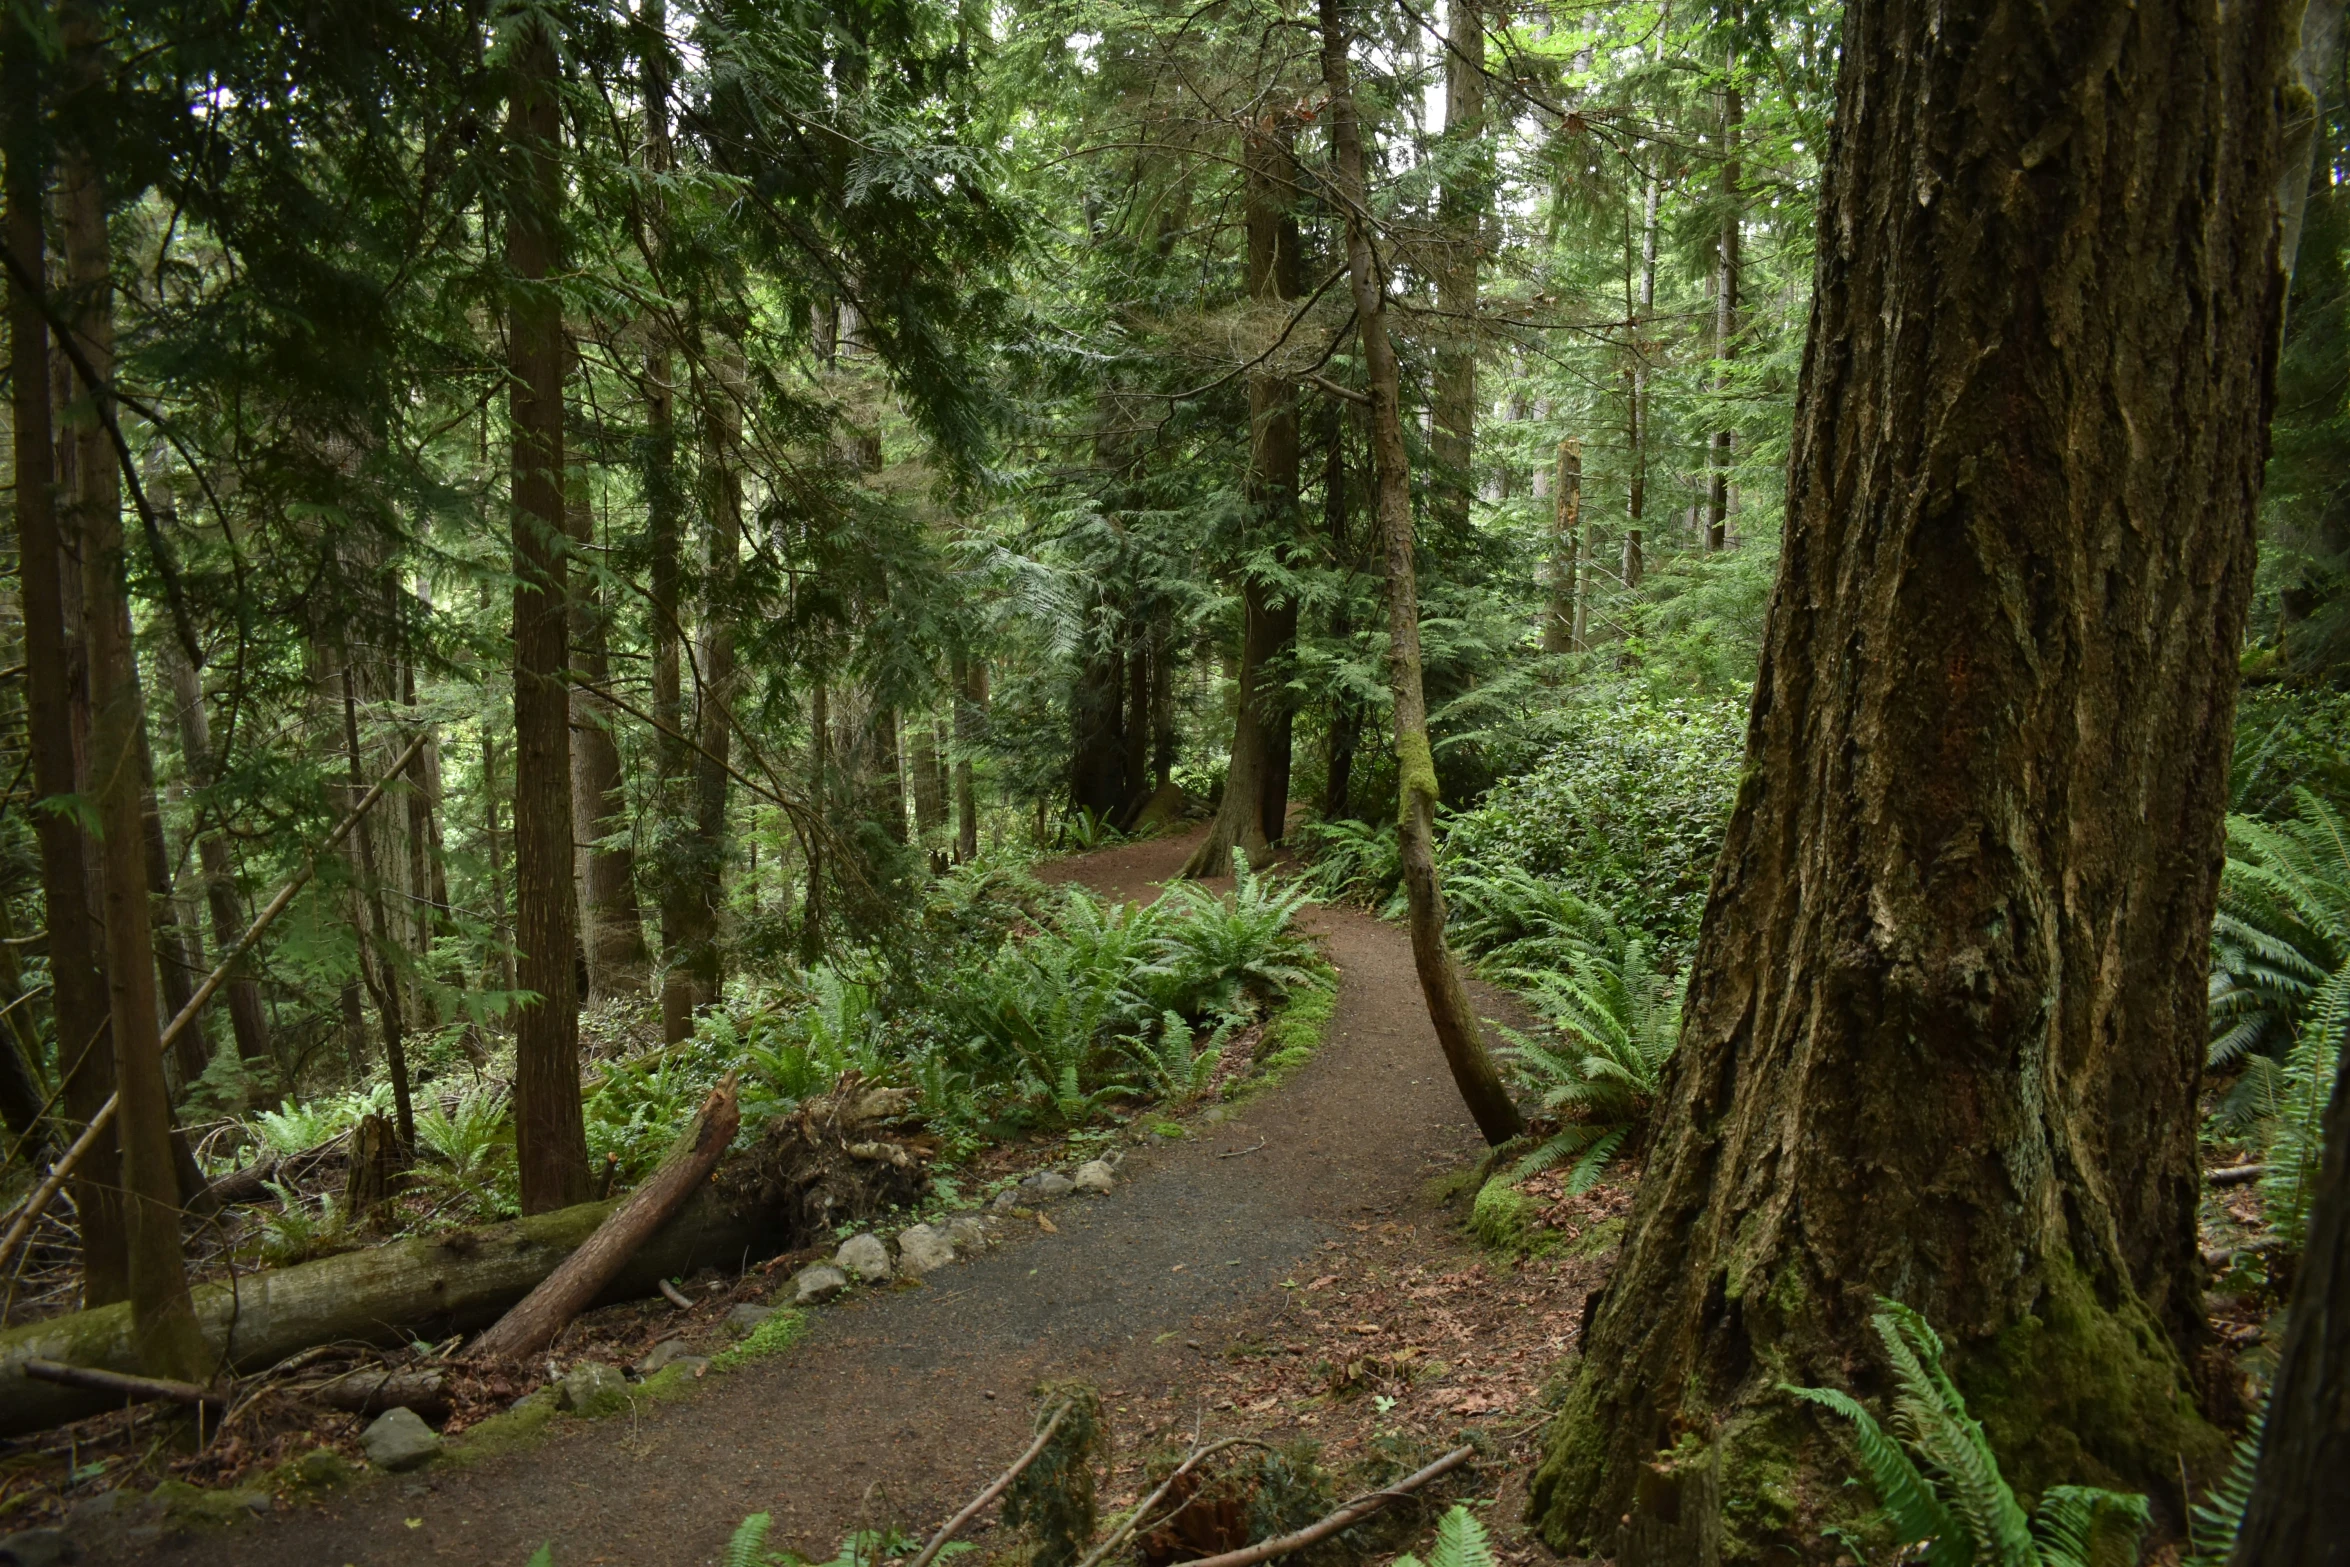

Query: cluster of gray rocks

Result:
[0,1155,1124,1565]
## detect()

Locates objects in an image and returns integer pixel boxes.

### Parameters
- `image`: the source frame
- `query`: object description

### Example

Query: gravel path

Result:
[157,826,1506,1567]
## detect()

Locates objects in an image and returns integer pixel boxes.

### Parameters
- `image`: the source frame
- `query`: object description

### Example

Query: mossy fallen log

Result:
[0,1185,779,1438]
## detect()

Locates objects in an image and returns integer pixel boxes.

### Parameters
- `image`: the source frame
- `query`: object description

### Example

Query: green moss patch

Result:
[1955,1253,2227,1498]
[710,1307,808,1371]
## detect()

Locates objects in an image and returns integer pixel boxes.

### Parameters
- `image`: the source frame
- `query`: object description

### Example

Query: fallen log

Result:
[0,1073,926,1437]
[309,1367,451,1422]
[22,1357,225,1411]
[0,1183,777,1438]
[469,1078,740,1363]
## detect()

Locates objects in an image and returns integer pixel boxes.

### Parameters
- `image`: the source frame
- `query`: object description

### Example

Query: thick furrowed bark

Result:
[1530,0,2294,1555]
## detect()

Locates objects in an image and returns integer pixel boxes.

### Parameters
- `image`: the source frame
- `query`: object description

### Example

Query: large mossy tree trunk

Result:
[506,14,589,1214]
[1185,120,1302,880]
[1528,0,2297,1555]
[1320,0,1521,1148]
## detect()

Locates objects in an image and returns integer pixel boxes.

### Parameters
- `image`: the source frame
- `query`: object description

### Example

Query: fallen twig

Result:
[2207,1163,2266,1188]
[1164,1444,1476,1567]
[905,1402,1072,1567]
[1074,1435,1262,1567]
[1217,1138,1269,1160]
[22,1357,225,1412]
[658,1278,693,1310]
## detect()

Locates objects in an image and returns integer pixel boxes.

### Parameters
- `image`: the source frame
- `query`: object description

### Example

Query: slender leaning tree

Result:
[1529,0,2302,1554]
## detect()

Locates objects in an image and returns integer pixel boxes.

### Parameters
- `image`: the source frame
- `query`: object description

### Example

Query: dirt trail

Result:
[160,826,1512,1567]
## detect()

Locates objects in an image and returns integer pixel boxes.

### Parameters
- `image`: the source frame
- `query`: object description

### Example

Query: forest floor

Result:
[104,826,1614,1567]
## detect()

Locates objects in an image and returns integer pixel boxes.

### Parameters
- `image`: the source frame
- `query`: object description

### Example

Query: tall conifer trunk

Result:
[1707,34,1743,552]
[9,40,126,1300]
[61,86,206,1376]
[668,351,742,1022]
[952,654,983,862]
[1530,0,2296,1552]
[1430,0,1484,536]
[1185,118,1301,878]
[159,636,271,1065]
[505,15,588,1214]
[567,493,650,1003]
[1320,0,1521,1146]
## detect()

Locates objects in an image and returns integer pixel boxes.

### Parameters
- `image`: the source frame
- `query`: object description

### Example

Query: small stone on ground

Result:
[557,1361,630,1417]
[895,1223,956,1274]
[359,1407,442,1472]
[835,1232,891,1282]
[638,1338,702,1374]
[791,1263,850,1304]
[1020,1171,1075,1199]
[1072,1160,1115,1193]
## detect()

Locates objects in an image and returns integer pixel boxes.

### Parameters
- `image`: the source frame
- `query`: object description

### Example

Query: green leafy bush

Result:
[1442,694,1744,956]
[410,1085,515,1220]
[1784,1301,2150,1567]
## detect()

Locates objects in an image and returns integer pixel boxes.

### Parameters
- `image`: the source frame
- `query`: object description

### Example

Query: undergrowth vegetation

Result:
[218,853,1330,1244]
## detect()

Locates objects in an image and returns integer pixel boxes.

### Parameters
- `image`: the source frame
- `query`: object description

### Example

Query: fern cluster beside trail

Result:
[199,855,1330,1261]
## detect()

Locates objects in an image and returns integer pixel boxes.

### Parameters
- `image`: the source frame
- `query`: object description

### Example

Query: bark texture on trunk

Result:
[1320,0,1521,1148]
[160,637,272,1065]
[506,18,589,1214]
[1320,419,1360,822]
[567,494,650,1003]
[2230,1040,2350,1564]
[1707,40,1744,553]
[953,654,984,862]
[1542,439,1581,654]
[1623,176,1658,592]
[62,114,208,1379]
[1185,120,1301,879]
[1430,0,1484,538]
[8,80,124,1301]
[1529,0,2293,1554]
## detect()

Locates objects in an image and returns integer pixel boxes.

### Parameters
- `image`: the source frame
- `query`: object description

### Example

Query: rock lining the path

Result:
[791,1263,849,1304]
[835,1233,891,1282]
[358,1408,442,1473]
[895,1224,956,1274]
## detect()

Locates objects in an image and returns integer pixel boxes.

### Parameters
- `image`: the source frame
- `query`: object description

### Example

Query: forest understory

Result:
[3,0,2349,1562]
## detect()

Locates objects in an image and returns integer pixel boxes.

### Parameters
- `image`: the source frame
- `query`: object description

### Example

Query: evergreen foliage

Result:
[1784,1302,2152,1567]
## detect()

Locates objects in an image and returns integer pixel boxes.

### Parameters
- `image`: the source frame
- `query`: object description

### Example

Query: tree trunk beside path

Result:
[1319,0,1521,1148]
[1530,0,2297,1554]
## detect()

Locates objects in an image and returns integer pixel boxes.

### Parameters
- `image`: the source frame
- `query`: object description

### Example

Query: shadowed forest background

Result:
[0,0,2347,1562]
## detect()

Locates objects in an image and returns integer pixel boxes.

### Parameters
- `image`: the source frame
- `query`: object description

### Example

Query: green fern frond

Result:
[2183,1406,2263,1567]
[1392,1505,1496,1567]
[2030,1485,2150,1567]
[724,1513,773,1567]
[1781,1384,1959,1556]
